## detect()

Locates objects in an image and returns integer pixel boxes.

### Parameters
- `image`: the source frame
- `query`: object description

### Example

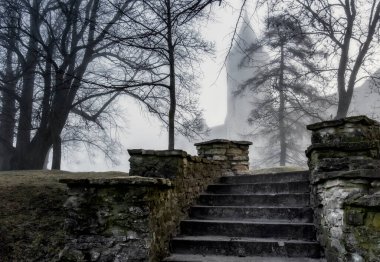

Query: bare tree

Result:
[262,0,380,119]
[119,0,220,150]
[0,0,223,170]
[0,0,150,170]
[0,0,21,170]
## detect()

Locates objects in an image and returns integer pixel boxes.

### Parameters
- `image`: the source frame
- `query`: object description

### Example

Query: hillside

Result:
[0,170,128,261]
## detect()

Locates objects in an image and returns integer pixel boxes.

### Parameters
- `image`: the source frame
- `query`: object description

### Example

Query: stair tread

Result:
[199,193,310,207]
[221,171,309,178]
[172,235,319,244]
[192,205,311,209]
[219,171,309,183]
[211,181,309,186]
[200,193,309,196]
[164,254,326,262]
[182,219,314,225]
[234,170,309,176]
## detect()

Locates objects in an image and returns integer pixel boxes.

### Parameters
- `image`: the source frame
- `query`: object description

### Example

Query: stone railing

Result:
[59,140,251,261]
[306,115,380,262]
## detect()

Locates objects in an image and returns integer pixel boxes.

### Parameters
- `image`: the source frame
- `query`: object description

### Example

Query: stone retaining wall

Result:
[59,177,172,261]
[60,140,252,261]
[306,116,380,262]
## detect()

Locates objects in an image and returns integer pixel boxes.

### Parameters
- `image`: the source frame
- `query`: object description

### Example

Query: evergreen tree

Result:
[238,14,331,166]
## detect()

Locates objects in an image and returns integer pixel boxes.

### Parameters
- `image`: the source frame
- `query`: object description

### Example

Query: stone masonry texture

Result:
[195,139,252,175]
[59,140,251,262]
[306,115,380,262]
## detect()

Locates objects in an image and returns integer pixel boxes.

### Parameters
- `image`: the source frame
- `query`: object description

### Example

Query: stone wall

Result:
[60,142,243,262]
[128,149,224,261]
[344,182,380,262]
[306,116,380,262]
[59,176,173,262]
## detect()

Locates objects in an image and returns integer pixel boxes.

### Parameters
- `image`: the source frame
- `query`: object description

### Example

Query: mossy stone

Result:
[372,213,380,229]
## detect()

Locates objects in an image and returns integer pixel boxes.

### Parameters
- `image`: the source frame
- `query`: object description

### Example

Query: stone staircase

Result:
[164,171,325,262]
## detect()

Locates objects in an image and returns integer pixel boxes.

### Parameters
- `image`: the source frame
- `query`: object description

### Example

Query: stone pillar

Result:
[195,139,252,175]
[306,115,380,262]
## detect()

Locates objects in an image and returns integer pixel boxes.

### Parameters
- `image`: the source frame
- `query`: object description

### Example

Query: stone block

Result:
[203,148,226,155]
[212,155,227,161]
[226,148,243,155]
[347,253,364,262]
[231,156,249,161]
[371,180,380,188]
[232,165,249,171]
[231,161,249,166]
[345,209,365,226]
[370,212,380,229]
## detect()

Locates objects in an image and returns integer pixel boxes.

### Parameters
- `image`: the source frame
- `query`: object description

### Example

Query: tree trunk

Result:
[15,0,39,169]
[40,44,54,130]
[52,136,61,170]
[0,36,17,171]
[335,95,351,119]
[278,44,286,166]
[167,1,176,150]
[16,131,54,170]
[279,91,286,166]
[168,71,176,150]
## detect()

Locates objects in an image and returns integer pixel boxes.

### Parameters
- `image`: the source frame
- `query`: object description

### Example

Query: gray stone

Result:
[61,144,241,261]
[196,139,251,175]
[213,155,227,161]
[345,210,365,226]
[347,253,364,262]
[307,116,380,262]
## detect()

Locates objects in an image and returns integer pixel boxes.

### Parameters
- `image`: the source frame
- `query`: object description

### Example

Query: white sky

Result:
[200,0,262,126]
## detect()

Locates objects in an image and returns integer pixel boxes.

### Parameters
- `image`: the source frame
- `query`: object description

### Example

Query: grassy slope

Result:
[0,170,128,262]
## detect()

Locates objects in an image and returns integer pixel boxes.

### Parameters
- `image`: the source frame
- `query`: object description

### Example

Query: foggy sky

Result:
[60,1,262,172]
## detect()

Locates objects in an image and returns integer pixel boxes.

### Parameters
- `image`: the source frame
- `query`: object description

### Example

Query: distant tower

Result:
[224,14,268,140]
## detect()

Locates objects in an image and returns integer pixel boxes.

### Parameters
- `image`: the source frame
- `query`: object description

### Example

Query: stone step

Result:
[189,206,313,222]
[163,254,326,262]
[219,171,309,184]
[180,219,316,241]
[170,236,322,258]
[198,193,310,207]
[207,181,310,194]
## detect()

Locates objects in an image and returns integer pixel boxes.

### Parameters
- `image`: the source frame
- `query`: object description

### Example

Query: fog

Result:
[58,0,380,172]
[60,1,262,172]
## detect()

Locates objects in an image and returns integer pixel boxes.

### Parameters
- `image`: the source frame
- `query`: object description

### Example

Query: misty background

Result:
[59,1,262,172]
[1,0,380,172]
